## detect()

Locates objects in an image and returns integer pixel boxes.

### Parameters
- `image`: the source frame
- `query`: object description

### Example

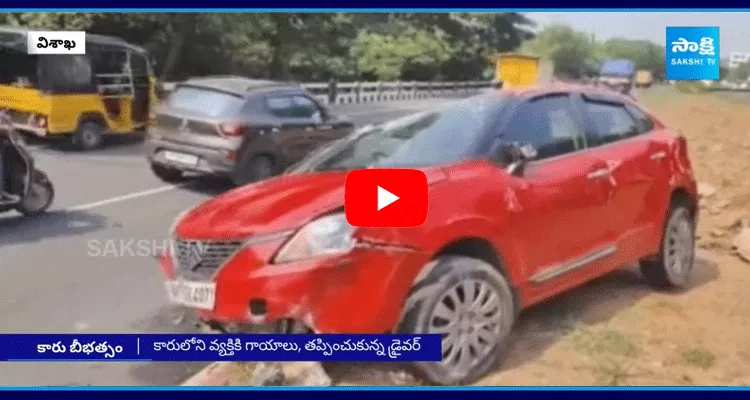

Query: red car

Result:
[158,84,698,385]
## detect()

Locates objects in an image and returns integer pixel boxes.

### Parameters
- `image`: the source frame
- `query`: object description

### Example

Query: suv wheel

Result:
[640,202,696,288]
[151,163,185,183]
[72,121,104,151]
[399,256,516,385]
[233,154,276,186]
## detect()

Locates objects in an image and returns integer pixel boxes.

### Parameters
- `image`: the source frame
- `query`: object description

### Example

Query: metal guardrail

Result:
[160,80,494,105]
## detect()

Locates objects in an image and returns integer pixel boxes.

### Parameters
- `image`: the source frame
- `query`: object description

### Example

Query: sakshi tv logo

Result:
[665,26,720,80]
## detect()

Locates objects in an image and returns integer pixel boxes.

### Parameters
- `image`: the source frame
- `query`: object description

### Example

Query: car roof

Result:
[0,26,147,54]
[179,76,305,97]
[501,82,637,103]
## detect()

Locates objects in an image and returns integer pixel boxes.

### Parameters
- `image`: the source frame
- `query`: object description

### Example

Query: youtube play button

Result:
[345,169,428,228]
[377,186,399,211]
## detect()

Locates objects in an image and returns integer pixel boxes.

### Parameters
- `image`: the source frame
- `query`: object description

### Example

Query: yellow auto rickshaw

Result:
[495,52,555,89]
[0,27,158,150]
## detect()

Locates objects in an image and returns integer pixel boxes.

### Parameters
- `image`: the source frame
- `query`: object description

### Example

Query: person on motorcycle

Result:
[0,111,20,202]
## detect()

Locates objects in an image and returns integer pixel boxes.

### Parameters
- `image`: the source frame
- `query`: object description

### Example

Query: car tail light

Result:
[219,123,243,136]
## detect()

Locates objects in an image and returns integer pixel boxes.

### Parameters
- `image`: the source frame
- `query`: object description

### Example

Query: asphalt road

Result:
[0,97,462,386]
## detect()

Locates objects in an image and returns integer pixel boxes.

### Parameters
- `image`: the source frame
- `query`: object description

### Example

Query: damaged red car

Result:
[158,84,698,385]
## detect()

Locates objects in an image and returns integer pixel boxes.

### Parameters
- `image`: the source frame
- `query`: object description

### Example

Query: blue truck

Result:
[597,59,637,95]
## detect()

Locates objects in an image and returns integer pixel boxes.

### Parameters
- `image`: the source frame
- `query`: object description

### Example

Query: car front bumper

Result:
[158,237,430,334]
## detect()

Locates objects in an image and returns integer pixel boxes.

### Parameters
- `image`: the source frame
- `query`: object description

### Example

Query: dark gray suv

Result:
[146,76,354,186]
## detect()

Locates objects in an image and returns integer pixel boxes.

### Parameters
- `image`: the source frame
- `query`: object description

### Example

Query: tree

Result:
[352,26,453,81]
[519,24,593,78]
[597,38,665,78]
[2,12,537,82]
[731,62,750,82]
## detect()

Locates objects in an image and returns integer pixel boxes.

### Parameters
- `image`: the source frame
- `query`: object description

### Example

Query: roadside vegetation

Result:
[1,13,667,83]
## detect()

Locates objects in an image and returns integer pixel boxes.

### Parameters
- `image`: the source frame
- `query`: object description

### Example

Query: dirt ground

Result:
[228,85,750,386]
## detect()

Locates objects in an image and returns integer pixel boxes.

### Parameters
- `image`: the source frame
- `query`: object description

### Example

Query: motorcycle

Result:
[0,111,55,216]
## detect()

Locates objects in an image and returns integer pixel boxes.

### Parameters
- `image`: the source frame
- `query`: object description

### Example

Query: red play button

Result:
[344,169,428,228]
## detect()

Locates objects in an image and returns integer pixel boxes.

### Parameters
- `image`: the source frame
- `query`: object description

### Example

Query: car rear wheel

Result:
[640,202,696,288]
[151,163,185,183]
[233,154,276,186]
[72,121,104,151]
[399,256,516,385]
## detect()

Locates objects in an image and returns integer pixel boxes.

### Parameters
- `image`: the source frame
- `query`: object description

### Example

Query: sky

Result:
[525,12,750,56]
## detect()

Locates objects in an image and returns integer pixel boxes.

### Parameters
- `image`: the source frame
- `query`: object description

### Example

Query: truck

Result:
[494,53,555,89]
[597,59,637,95]
[635,69,654,88]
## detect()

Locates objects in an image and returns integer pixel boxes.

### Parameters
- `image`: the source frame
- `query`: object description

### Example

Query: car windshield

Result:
[290,96,503,173]
[167,86,244,118]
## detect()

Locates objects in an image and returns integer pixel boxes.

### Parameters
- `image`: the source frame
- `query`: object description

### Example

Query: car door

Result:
[292,95,352,145]
[498,93,617,296]
[575,93,669,263]
[264,94,317,163]
[625,102,674,241]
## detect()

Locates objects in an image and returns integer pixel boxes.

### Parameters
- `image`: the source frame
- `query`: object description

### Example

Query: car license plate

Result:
[165,280,216,310]
[163,151,199,166]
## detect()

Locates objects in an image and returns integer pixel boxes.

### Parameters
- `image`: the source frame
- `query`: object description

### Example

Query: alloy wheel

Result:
[428,279,505,375]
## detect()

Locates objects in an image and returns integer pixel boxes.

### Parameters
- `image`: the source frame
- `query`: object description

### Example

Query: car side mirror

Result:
[492,142,537,176]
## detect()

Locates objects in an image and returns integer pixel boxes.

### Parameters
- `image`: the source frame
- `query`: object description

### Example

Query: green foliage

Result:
[1,13,662,84]
[519,24,665,80]
[730,61,750,82]
[519,24,594,78]
[597,38,665,79]
[352,27,453,81]
[1,12,535,82]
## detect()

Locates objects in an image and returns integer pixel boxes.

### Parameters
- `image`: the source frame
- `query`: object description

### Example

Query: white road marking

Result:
[64,185,181,212]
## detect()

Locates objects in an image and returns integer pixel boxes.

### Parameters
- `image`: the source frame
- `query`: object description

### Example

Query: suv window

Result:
[265,96,296,117]
[503,94,587,160]
[625,103,655,133]
[583,100,639,144]
[292,95,322,119]
[265,94,321,119]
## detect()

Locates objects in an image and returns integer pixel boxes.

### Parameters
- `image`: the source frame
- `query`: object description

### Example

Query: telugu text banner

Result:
[0,334,441,362]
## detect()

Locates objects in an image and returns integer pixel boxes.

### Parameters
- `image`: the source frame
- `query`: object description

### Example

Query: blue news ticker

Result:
[0,334,440,362]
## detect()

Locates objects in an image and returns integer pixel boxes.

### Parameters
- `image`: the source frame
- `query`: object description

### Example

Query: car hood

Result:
[175,172,348,239]
[174,167,450,240]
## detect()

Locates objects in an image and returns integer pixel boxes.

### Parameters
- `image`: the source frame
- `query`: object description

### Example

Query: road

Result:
[0,97,461,386]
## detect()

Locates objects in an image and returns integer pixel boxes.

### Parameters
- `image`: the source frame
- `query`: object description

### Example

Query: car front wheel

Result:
[399,255,516,385]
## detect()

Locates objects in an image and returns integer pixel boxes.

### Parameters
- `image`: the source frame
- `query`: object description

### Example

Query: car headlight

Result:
[274,212,356,264]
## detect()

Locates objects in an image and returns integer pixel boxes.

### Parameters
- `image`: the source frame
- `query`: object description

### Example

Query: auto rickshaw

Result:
[494,53,555,89]
[0,27,158,150]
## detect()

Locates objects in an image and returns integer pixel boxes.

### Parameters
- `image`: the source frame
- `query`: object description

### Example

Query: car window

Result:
[625,103,655,134]
[289,96,504,172]
[167,86,244,118]
[265,96,296,118]
[583,100,639,144]
[291,95,322,119]
[503,94,587,160]
[266,95,319,119]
